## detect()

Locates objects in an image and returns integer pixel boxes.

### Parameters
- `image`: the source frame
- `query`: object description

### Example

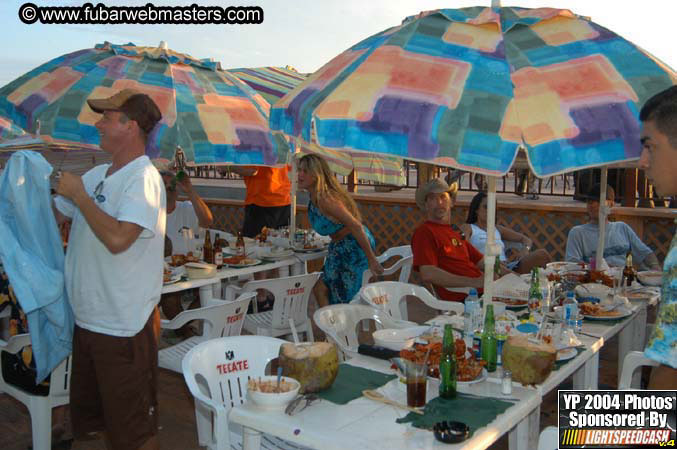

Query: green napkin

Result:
[317,364,396,405]
[396,394,514,435]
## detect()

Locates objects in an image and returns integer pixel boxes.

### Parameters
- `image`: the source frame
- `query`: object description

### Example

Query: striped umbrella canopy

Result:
[272,5,675,305]
[0,41,289,166]
[227,66,307,106]
[271,6,676,177]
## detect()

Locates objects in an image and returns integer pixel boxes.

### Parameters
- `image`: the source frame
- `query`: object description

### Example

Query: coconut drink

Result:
[278,342,339,393]
[502,335,556,385]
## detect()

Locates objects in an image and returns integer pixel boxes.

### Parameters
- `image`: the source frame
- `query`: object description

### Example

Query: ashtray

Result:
[433,420,470,444]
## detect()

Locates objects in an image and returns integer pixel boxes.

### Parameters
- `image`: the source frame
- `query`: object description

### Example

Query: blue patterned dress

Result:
[308,201,375,304]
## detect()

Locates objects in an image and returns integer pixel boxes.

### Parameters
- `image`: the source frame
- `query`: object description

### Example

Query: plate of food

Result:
[163,274,182,285]
[493,297,528,310]
[224,257,262,268]
[547,261,585,272]
[167,252,199,267]
[399,337,487,383]
[579,302,632,320]
[557,347,578,362]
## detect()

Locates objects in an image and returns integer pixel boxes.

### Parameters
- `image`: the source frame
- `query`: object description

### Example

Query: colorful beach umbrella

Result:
[227,66,307,106]
[272,6,675,177]
[0,41,289,166]
[272,6,676,303]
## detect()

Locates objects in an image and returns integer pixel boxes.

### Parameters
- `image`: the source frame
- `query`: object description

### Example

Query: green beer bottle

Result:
[480,304,497,372]
[439,324,457,399]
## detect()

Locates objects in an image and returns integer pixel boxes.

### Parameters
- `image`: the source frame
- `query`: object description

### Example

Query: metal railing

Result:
[185,164,673,207]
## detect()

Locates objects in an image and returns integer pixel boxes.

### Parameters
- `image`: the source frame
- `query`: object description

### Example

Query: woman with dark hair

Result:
[461,192,550,274]
[297,154,384,306]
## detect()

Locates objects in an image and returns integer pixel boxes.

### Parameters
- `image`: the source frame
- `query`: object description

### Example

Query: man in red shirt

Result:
[412,178,486,302]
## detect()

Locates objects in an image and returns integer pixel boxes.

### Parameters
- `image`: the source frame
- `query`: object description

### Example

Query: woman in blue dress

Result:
[297,154,384,306]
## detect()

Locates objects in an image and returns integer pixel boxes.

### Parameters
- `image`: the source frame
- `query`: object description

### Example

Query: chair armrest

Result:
[0,333,31,354]
[392,319,419,328]
[224,284,244,301]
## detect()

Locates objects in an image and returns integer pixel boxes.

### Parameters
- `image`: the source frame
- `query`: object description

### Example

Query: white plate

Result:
[226,258,263,268]
[557,347,578,362]
[261,249,294,260]
[163,275,182,285]
[458,368,488,385]
[583,309,633,321]
[637,271,663,287]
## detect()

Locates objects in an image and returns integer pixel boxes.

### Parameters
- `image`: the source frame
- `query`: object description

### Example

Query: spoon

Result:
[276,366,283,392]
[362,389,424,415]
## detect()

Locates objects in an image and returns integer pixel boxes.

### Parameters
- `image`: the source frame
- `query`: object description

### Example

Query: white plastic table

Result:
[161,250,327,305]
[229,355,542,450]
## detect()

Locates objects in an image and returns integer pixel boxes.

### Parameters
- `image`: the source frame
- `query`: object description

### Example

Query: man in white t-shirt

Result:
[53,89,165,450]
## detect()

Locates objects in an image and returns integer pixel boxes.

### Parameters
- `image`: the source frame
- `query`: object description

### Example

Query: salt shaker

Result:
[501,369,513,395]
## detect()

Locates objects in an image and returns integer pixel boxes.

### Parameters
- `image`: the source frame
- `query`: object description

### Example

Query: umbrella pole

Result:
[289,156,298,247]
[595,168,608,269]
[483,176,498,310]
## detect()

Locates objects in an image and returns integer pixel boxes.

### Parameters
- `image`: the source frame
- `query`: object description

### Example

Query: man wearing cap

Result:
[411,178,486,302]
[639,85,677,389]
[53,88,165,450]
[565,183,661,270]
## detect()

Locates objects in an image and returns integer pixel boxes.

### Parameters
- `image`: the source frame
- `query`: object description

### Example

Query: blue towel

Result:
[0,150,73,382]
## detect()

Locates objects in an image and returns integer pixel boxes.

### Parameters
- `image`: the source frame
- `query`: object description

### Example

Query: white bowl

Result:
[247,376,300,409]
[184,262,217,279]
[575,283,611,303]
[372,326,429,351]
[637,271,663,287]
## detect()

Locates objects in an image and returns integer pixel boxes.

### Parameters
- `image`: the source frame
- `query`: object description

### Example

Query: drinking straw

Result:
[289,318,300,345]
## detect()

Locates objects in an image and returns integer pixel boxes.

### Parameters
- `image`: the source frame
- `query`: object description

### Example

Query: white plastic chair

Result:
[0,333,71,450]
[360,245,413,286]
[313,304,417,360]
[538,426,559,450]
[618,351,659,389]
[182,335,304,450]
[226,273,321,342]
[359,281,465,320]
[159,294,254,373]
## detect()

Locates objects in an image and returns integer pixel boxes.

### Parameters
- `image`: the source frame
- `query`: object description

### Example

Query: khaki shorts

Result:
[70,313,158,450]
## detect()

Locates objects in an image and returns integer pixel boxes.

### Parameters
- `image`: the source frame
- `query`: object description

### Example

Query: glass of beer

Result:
[404,360,427,408]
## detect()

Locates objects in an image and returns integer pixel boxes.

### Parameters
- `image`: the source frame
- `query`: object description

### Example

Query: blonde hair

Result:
[298,154,362,221]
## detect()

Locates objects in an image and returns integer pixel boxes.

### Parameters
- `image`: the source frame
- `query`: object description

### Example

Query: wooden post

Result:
[622,169,637,207]
[347,169,357,193]
[417,162,436,187]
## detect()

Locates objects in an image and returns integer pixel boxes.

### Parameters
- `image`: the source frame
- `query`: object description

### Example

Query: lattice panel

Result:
[642,218,675,263]
[206,200,674,265]
[499,210,587,261]
[209,203,244,234]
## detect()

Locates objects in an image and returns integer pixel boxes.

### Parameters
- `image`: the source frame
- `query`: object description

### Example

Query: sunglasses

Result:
[93,180,106,203]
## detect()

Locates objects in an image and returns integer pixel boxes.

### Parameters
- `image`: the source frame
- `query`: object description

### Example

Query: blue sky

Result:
[1,0,675,86]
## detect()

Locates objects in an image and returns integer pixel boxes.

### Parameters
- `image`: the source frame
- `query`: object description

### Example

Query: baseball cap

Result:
[586,183,615,202]
[87,88,162,134]
[415,177,458,210]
